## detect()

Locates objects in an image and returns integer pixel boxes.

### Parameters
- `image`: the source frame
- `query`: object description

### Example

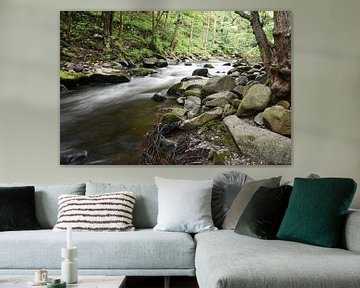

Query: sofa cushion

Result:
[153,177,216,233]
[222,177,281,229]
[195,230,360,288]
[0,229,195,272]
[234,185,292,239]
[53,192,136,232]
[0,183,85,229]
[0,186,40,231]
[212,171,251,228]
[86,182,158,229]
[277,178,357,247]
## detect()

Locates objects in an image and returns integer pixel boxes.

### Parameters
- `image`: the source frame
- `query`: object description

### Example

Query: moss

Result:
[60,70,83,80]
[208,150,227,165]
[161,112,182,124]
[198,120,226,135]
[129,68,156,77]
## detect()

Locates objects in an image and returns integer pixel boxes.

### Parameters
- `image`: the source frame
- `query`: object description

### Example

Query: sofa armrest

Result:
[342,209,360,253]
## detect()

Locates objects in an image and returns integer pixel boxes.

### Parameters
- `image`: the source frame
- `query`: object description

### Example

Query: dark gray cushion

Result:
[235,185,292,239]
[212,171,251,228]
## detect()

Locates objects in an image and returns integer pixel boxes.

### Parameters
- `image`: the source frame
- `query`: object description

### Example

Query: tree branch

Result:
[235,11,251,21]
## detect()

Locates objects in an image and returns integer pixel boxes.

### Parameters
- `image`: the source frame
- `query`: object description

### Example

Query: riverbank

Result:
[60,57,291,165]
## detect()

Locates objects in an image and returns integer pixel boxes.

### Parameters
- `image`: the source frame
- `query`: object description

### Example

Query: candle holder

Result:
[61,247,78,284]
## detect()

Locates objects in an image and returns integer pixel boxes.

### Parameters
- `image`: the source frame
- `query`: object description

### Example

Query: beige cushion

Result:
[222,177,281,230]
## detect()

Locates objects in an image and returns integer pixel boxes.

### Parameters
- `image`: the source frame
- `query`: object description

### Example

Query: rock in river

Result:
[200,76,236,98]
[262,105,291,136]
[224,115,291,165]
[237,84,271,117]
[182,107,223,130]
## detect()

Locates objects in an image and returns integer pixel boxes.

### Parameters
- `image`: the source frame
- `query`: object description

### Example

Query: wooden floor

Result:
[126,276,199,288]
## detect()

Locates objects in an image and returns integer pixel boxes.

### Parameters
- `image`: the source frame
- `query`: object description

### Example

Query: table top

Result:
[0,275,126,288]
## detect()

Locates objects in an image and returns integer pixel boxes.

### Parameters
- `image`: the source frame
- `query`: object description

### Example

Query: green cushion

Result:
[277,178,357,247]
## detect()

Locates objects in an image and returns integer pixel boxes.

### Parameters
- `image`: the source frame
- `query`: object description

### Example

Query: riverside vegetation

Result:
[60,11,291,165]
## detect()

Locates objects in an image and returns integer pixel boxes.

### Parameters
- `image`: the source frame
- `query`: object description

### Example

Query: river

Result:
[60,60,232,164]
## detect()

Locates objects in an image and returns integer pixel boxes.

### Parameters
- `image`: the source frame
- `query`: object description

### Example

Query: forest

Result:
[60,11,292,165]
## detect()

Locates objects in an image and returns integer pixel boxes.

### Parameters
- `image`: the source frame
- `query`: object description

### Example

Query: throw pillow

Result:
[212,171,252,228]
[235,185,293,239]
[153,177,217,233]
[0,186,41,231]
[222,176,281,230]
[86,181,158,229]
[277,178,357,247]
[53,192,136,231]
[0,182,85,228]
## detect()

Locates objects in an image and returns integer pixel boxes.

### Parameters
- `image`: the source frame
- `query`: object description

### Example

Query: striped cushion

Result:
[53,192,136,232]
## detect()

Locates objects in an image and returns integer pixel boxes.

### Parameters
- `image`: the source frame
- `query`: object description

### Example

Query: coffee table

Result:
[0,275,126,288]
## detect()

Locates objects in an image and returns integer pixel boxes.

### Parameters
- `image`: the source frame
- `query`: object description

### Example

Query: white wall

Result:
[0,0,359,208]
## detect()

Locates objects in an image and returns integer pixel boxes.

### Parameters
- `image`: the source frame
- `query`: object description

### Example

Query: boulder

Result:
[203,63,214,69]
[60,84,68,93]
[200,76,236,98]
[153,93,167,102]
[205,97,229,109]
[184,96,201,118]
[224,115,291,165]
[276,100,291,110]
[176,97,186,105]
[161,112,183,124]
[262,105,291,136]
[182,107,223,130]
[231,99,241,109]
[223,62,231,66]
[184,62,193,66]
[237,84,271,117]
[183,87,202,98]
[87,73,131,84]
[73,64,84,73]
[254,112,264,126]
[192,68,209,77]
[232,85,245,98]
[156,59,168,68]
[167,77,208,98]
[204,91,238,102]
[116,58,129,67]
[143,57,158,68]
[253,63,262,69]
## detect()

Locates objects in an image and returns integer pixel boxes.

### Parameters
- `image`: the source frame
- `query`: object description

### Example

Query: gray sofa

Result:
[0,181,360,288]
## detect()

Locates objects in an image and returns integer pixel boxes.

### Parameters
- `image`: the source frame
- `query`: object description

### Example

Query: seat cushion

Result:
[0,229,195,271]
[195,230,360,288]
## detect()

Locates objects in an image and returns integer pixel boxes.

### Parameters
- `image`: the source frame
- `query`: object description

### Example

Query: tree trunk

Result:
[271,11,291,101]
[235,11,272,74]
[236,11,291,102]
[102,11,113,48]
[170,12,181,52]
[117,11,124,37]
[188,17,194,54]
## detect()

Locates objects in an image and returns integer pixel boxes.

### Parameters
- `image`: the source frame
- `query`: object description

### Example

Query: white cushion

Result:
[153,177,217,233]
[53,192,135,231]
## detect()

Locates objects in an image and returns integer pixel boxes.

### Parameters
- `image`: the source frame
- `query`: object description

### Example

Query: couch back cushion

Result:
[86,181,158,229]
[0,183,85,229]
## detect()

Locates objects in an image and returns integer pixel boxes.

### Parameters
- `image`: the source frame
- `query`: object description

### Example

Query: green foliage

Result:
[60,70,82,80]
[60,11,274,63]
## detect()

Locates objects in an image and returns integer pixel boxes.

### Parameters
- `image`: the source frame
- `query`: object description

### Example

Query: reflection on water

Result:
[60,61,231,164]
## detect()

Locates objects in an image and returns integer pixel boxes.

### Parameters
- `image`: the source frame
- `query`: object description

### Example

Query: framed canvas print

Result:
[60,11,291,165]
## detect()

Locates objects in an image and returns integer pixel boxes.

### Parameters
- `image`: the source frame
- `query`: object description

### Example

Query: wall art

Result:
[60,11,291,165]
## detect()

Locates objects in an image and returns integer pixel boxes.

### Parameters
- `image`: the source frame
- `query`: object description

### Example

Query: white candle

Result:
[67,225,72,249]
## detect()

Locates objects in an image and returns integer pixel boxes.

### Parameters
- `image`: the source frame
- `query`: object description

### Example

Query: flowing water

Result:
[60,60,232,164]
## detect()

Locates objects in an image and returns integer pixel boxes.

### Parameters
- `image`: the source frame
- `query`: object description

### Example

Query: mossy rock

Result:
[60,71,130,89]
[129,68,157,77]
[161,112,183,124]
